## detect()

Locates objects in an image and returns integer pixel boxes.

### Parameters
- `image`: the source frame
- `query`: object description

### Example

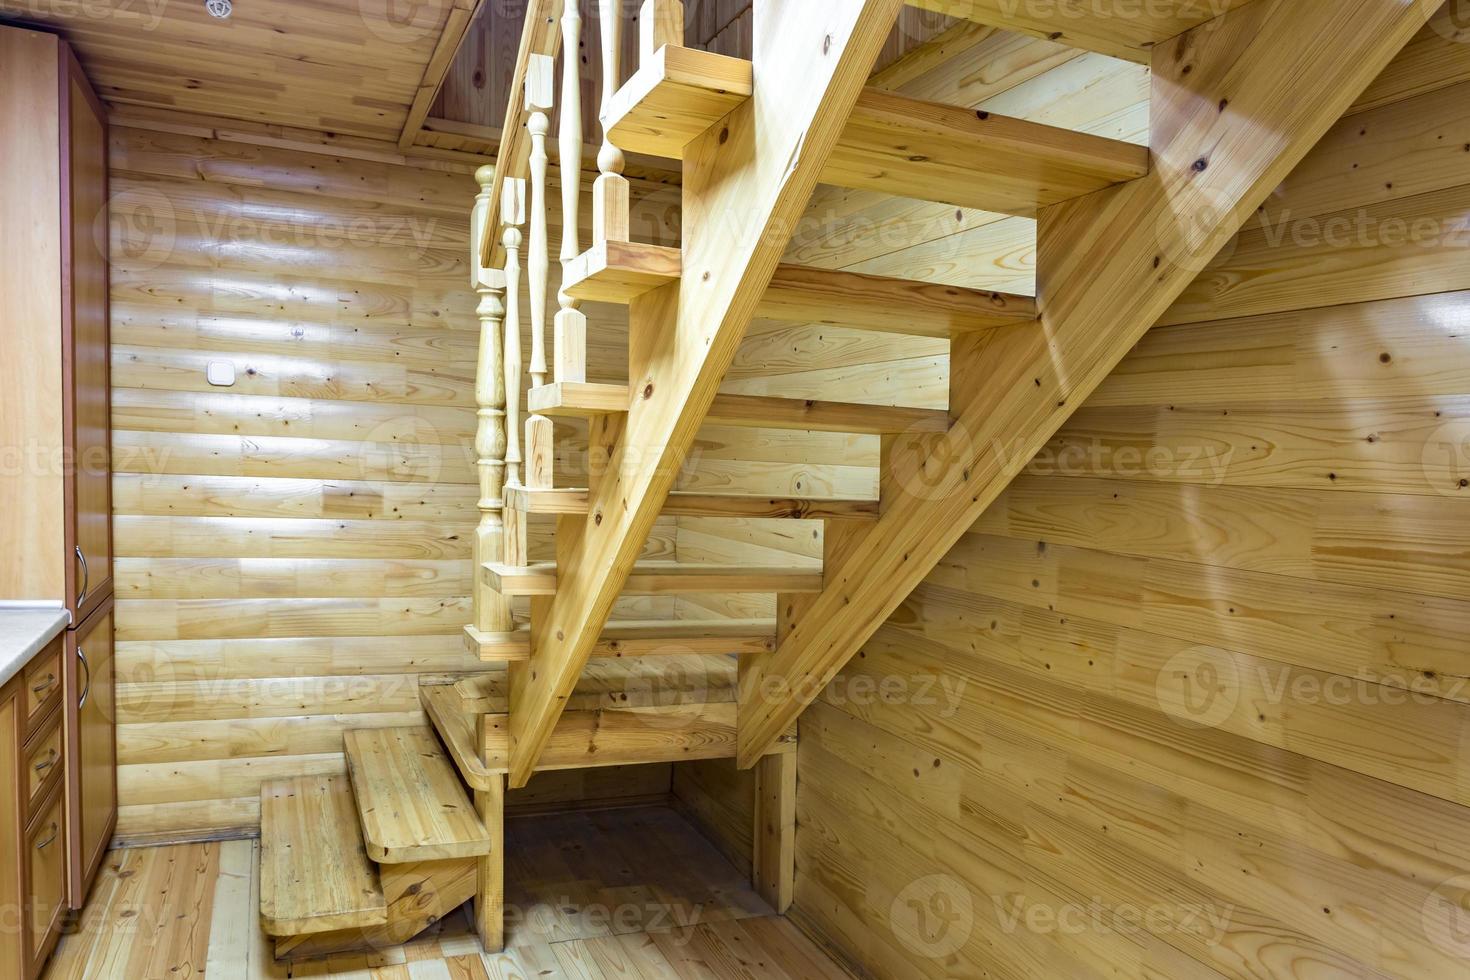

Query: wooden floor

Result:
[42,805,852,979]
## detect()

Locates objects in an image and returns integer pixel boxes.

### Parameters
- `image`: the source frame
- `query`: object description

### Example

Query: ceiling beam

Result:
[397,0,486,151]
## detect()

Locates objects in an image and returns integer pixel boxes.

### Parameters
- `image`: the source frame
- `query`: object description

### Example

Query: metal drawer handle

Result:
[31,674,56,696]
[33,749,57,773]
[76,545,89,608]
[78,648,91,709]
[35,823,58,850]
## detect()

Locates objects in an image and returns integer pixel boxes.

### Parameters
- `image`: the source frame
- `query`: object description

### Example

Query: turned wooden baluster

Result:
[555,0,587,386]
[501,179,527,494]
[523,54,556,493]
[501,178,529,569]
[471,166,513,634]
[594,0,629,244]
[640,0,683,60]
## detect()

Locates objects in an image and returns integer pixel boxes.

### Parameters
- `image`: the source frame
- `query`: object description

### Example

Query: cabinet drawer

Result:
[25,788,67,965]
[24,713,63,816]
[22,640,62,734]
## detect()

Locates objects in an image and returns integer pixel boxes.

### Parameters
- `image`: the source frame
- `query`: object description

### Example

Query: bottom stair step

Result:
[344,727,495,864]
[259,776,388,937]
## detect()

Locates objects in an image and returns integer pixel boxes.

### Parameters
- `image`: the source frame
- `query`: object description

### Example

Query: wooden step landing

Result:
[565,244,1037,339]
[420,657,794,788]
[463,618,776,661]
[606,45,753,157]
[529,382,950,435]
[343,727,494,864]
[259,776,387,938]
[505,486,878,520]
[605,46,1148,214]
[483,561,823,597]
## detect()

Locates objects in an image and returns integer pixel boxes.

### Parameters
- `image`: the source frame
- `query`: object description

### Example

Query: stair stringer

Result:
[272,856,478,960]
[504,0,909,787]
[735,0,1440,764]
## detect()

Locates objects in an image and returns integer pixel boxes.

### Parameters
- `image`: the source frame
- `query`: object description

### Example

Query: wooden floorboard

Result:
[42,804,853,979]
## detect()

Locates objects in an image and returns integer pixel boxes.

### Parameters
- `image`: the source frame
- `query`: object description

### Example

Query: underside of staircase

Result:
[256,0,1437,960]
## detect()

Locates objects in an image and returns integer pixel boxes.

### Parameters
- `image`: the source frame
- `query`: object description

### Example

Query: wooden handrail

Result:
[478,0,565,272]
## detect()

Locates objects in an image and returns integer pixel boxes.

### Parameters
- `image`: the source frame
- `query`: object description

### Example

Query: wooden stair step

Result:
[421,657,794,784]
[763,264,1036,337]
[566,243,1037,338]
[259,776,388,938]
[606,45,753,158]
[343,727,494,864]
[463,619,776,661]
[529,382,949,434]
[483,561,823,597]
[505,486,878,520]
[604,47,1148,214]
[903,0,1234,64]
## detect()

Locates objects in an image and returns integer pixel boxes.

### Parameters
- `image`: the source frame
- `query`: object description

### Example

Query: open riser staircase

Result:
[258,0,1439,959]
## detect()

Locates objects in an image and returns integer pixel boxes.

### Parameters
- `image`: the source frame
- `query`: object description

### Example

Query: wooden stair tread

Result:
[763,264,1036,337]
[421,656,771,784]
[483,561,824,596]
[903,0,1244,64]
[606,45,753,158]
[529,382,950,434]
[566,243,1037,338]
[259,776,388,938]
[505,486,878,519]
[343,727,494,864]
[463,619,775,661]
[563,240,681,303]
[604,48,1148,214]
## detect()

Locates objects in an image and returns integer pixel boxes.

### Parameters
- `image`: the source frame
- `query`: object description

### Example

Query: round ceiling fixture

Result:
[205,0,232,18]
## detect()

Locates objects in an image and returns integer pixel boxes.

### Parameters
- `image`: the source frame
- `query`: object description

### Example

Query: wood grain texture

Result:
[674,8,1470,980]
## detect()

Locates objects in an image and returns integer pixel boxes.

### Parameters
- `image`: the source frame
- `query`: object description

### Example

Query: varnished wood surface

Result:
[43,805,854,978]
[673,7,1470,979]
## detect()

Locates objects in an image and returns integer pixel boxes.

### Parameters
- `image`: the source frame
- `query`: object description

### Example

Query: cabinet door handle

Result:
[78,648,91,709]
[31,674,56,696]
[35,823,58,850]
[34,749,57,773]
[76,545,89,608]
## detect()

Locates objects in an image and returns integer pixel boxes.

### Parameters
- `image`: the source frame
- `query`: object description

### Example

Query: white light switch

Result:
[207,361,237,387]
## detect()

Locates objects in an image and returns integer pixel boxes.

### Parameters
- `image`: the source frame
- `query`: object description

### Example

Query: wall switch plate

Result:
[206,361,236,387]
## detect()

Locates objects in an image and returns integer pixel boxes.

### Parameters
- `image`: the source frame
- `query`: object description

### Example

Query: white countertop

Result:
[0,605,71,689]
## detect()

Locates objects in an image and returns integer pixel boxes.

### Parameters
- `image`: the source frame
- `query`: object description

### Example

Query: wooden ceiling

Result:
[0,0,476,143]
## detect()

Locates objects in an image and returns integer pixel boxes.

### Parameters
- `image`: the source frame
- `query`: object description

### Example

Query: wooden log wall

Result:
[674,11,1470,980]
[106,124,671,839]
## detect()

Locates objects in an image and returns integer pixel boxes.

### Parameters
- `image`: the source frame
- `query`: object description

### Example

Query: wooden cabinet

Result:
[65,599,116,907]
[0,637,73,980]
[0,24,112,624]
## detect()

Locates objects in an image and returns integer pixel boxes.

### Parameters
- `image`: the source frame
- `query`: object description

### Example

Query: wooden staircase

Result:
[256,0,1441,963]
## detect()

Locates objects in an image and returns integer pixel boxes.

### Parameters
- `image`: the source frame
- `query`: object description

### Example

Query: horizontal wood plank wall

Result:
[107,124,669,839]
[679,15,1470,980]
